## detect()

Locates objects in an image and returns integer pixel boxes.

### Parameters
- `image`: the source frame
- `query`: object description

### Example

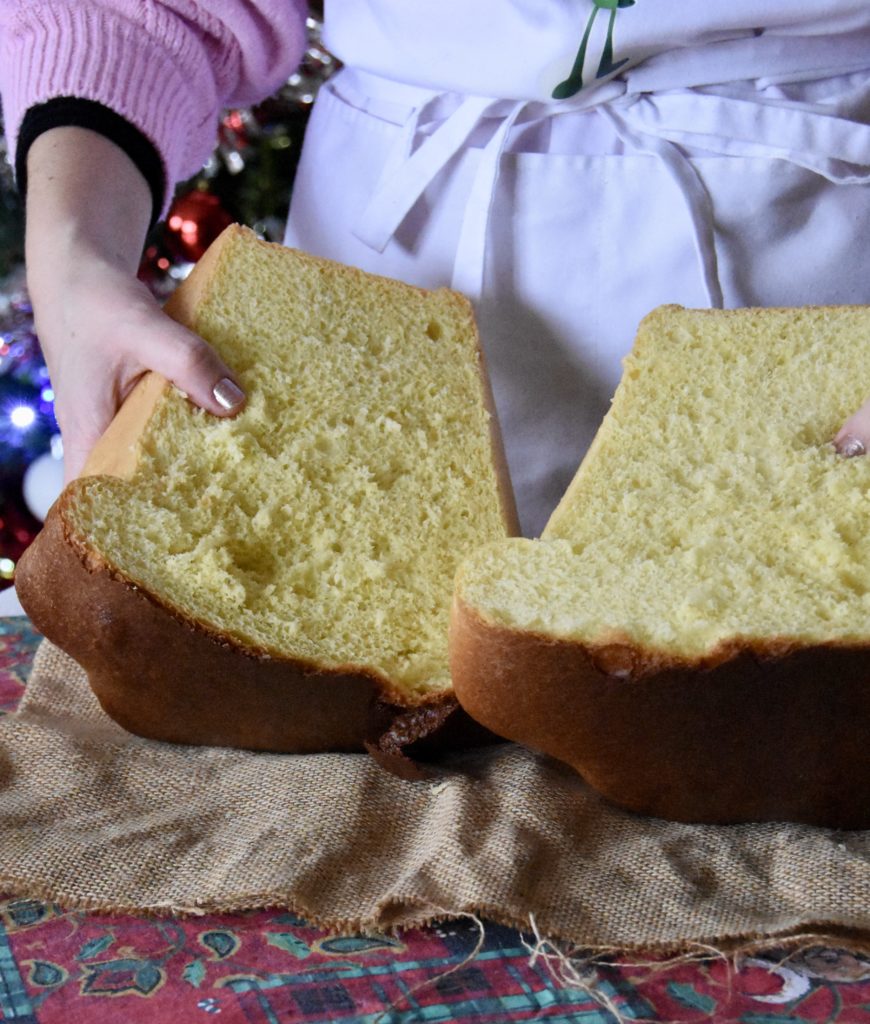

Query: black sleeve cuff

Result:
[16,97,167,228]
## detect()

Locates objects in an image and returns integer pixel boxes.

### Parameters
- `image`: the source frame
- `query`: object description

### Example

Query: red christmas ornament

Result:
[164,189,234,263]
[138,242,170,284]
[0,493,41,586]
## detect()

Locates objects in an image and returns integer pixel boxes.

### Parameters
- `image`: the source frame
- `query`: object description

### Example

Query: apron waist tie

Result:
[352,75,870,306]
[352,74,627,302]
[608,89,870,308]
[353,93,496,255]
[599,103,724,308]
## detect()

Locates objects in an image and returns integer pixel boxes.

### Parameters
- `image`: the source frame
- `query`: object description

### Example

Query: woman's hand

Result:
[31,252,247,483]
[25,126,245,483]
[834,403,870,458]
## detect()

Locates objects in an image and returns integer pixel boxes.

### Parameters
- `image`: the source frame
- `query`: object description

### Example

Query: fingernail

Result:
[213,377,245,411]
[835,434,866,458]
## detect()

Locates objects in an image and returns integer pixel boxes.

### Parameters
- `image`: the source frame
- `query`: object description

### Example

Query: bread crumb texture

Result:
[66,231,507,696]
[457,305,870,657]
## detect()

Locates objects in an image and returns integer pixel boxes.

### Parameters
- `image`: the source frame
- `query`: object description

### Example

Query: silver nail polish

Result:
[837,435,866,458]
[213,377,245,411]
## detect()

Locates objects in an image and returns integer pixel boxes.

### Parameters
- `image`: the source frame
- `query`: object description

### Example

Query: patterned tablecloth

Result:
[1,616,869,1024]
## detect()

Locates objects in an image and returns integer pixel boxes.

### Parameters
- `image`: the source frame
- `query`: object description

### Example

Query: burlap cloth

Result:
[0,639,867,953]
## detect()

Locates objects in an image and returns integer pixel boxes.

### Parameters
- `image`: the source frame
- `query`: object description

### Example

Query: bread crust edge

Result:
[449,593,870,827]
[14,491,477,757]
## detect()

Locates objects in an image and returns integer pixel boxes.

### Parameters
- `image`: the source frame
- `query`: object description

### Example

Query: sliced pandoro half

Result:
[451,304,870,827]
[17,225,517,757]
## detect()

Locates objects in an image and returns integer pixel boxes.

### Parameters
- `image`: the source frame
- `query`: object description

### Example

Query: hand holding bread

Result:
[25,127,245,481]
[16,226,516,760]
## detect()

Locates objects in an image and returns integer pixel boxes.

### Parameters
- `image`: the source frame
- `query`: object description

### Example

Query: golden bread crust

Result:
[80,372,169,479]
[449,594,870,827]
[16,497,471,753]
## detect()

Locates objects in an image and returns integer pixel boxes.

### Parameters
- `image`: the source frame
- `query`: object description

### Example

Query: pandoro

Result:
[451,304,870,827]
[17,225,517,762]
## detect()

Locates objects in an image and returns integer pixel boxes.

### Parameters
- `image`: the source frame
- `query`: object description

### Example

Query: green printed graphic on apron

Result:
[553,0,636,99]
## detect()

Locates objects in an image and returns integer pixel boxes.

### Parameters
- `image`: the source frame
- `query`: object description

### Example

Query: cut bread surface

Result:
[450,304,870,824]
[455,305,870,661]
[64,227,513,700]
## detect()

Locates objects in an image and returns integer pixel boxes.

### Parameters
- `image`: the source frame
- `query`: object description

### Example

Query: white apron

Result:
[285,3,870,536]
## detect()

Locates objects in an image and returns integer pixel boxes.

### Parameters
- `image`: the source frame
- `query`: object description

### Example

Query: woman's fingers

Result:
[62,436,100,485]
[142,318,247,416]
[833,400,870,458]
[42,279,248,483]
[57,318,247,483]
[24,126,247,485]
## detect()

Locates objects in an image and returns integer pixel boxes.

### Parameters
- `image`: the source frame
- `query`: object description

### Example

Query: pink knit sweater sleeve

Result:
[0,0,307,214]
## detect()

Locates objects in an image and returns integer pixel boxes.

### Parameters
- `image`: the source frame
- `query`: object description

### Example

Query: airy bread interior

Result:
[455,305,870,659]
[66,228,511,697]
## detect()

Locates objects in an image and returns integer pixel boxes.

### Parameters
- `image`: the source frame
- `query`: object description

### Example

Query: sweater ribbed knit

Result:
[0,1,307,217]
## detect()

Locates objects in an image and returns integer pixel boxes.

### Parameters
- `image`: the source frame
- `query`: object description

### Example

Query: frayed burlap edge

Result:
[1,874,868,960]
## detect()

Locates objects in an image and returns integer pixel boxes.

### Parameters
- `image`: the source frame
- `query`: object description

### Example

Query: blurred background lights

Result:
[9,404,35,429]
